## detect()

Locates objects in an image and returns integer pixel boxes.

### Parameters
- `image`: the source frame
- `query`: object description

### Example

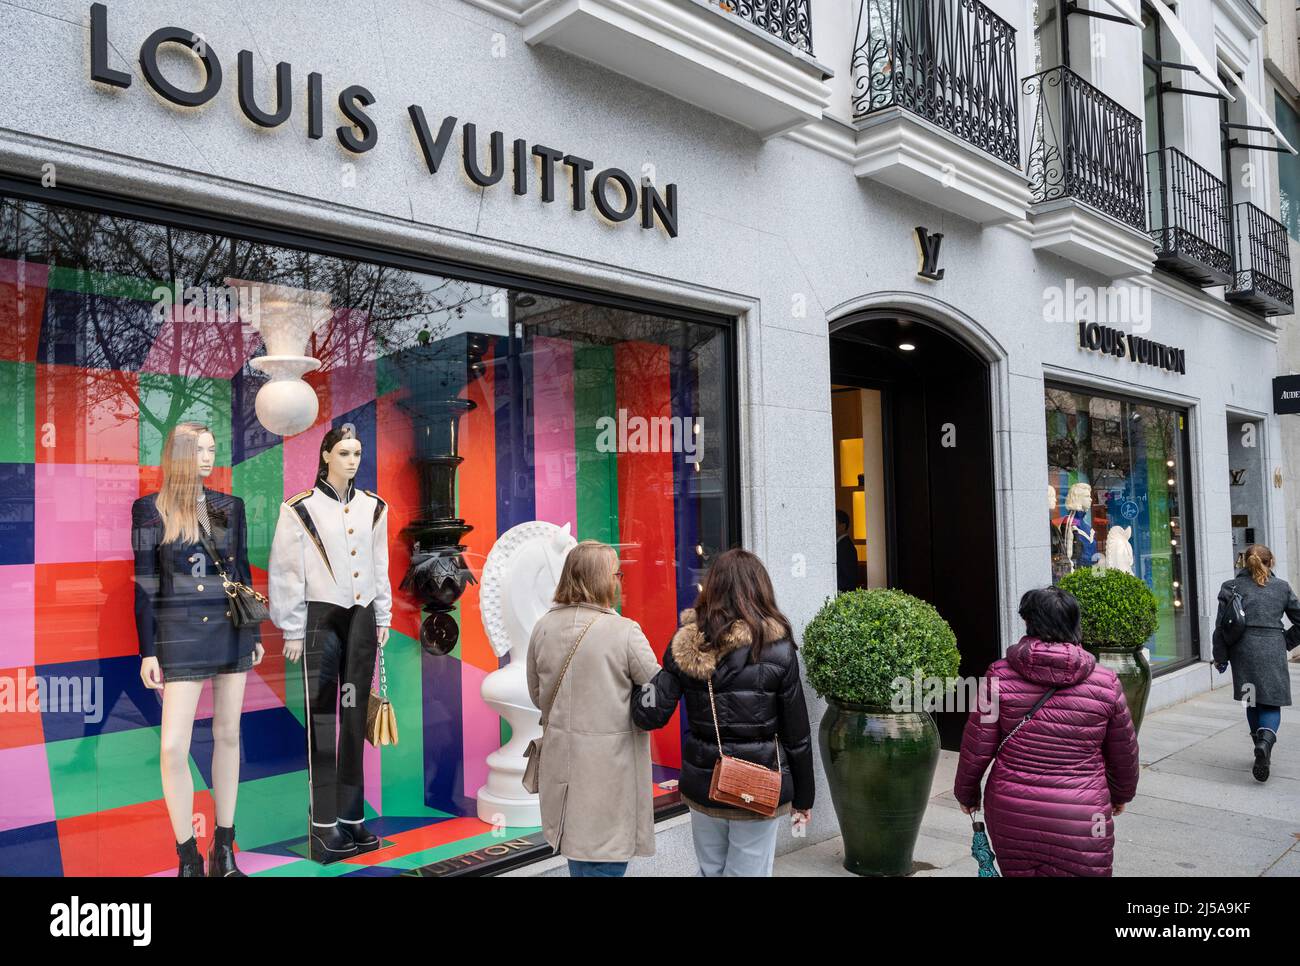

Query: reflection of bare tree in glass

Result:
[0,198,490,448]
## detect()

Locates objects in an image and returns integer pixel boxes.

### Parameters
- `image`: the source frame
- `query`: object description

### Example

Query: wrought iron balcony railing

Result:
[1022,66,1146,232]
[851,0,1019,168]
[715,0,813,54]
[1145,148,1232,286]
[1225,201,1294,317]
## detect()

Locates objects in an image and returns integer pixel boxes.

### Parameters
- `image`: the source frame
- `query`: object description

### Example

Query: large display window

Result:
[0,191,734,875]
[1045,384,1196,670]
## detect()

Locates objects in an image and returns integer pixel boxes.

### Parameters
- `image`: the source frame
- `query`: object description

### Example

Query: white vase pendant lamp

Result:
[228,278,329,437]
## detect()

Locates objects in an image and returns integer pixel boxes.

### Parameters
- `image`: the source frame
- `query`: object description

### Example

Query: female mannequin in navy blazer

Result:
[132,421,264,877]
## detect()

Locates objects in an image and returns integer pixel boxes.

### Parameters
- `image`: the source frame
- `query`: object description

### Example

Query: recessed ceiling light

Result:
[898,342,916,351]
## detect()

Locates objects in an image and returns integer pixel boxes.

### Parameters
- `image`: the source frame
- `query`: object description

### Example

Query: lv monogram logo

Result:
[915,226,945,280]
[1229,468,1247,486]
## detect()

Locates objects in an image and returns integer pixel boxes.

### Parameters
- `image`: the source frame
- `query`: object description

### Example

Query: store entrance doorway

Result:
[829,313,1001,750]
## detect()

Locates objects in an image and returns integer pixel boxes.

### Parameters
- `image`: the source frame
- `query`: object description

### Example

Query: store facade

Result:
[0,0,1292,876]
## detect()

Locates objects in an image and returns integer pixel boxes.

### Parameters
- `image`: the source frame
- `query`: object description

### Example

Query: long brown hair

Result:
[553,541,620,609]
[694,549,793,659]
[1245,544,1275,587]
[157,421,214,545]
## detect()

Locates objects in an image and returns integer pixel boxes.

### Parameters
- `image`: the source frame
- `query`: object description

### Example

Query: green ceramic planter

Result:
[1083,644,1151,735]
[819,700,940,877]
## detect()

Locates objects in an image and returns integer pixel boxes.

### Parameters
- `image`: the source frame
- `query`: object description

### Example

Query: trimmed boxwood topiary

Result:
[1058,567,1159,649]
[802,589,960,707]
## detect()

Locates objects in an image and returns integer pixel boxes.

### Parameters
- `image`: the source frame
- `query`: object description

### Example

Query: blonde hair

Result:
[1245,544,1274,588]
[553,540,619,609]
[157,422,214,545]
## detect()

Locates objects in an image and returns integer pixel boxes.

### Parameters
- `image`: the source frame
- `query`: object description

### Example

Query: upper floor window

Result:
[1032,0,1064,72]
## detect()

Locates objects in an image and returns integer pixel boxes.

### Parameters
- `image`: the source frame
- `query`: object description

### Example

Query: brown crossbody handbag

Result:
[706,676,783,817]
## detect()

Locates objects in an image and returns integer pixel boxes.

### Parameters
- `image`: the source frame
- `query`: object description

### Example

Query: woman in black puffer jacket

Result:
[633,549,814,876]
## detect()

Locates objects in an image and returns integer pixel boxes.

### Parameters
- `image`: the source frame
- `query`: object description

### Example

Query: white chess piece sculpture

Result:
[475,521,577,827]
[1105,524,1134,575]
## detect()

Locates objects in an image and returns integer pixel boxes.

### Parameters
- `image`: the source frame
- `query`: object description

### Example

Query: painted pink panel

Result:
[531,336,576,530]
[0,258,50,286]
[0,566,35,669]
[460,660,495,801]
[282,421,328,497]
[193,664,284,720]
[34,463,139,564]
[143,303,259,379]
[0,743,55,832]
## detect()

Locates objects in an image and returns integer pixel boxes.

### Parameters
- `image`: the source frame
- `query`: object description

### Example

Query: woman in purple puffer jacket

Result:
[954,587,1140,876]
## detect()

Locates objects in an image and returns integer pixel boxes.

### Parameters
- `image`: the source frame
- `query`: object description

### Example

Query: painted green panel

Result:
[137,373,232,466]
[379,628,435,815]
[375,353,403,398]
[46,266,167,302]
[46,728,205,820]
[283,646,306,728]
[232,444,283,571]
[222,769,312,851]
[573,344,619,546]
[1144,421,1176,661]
[0,361,35,462]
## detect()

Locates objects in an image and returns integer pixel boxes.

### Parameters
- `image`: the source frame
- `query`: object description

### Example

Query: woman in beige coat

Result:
[526,540,662,876]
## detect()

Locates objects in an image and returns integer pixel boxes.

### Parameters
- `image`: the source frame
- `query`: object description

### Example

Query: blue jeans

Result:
[566,859,628,877]
[1247,704,1281,735]
[690,810,781,877]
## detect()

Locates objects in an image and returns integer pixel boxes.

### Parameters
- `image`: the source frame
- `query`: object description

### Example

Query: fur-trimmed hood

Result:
[670,608,788,680]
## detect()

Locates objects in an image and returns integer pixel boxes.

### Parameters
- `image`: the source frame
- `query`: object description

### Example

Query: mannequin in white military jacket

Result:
[269,427,393,864]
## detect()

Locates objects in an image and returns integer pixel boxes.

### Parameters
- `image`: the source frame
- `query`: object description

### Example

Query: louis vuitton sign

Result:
[86,3,679,237]
[1077,322,1186,376]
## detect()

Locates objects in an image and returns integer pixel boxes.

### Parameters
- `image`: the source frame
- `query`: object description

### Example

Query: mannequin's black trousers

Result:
[302,601,378,828]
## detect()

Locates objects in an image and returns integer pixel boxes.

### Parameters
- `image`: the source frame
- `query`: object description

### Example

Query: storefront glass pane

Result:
[0,194,731,875]
[1045,386,1194,669]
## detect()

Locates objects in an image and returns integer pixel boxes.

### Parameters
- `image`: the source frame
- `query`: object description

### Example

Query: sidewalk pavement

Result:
[775,662,1300,877]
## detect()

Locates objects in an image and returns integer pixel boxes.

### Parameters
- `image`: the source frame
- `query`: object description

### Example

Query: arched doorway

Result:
[829,310,1002,750]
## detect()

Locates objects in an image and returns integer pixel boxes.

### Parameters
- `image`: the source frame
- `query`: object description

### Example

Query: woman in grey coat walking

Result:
[1211,544,1300,782]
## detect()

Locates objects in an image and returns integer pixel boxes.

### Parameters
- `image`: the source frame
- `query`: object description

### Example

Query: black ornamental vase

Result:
[1083,644,1151,734]
[819,700,939,877]
[388,334,487,655]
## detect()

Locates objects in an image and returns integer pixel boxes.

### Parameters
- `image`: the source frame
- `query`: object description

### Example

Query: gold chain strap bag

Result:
[198,530,269,628]
[366,640,398,747]
[522,615,601,794]
[706,676,783,817]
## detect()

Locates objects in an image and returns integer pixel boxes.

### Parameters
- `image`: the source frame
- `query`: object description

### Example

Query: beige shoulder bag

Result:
[522,614,601,794]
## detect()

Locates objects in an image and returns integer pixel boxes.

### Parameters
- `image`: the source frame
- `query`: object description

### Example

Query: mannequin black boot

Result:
[340,821,380,854]
[208,824,246,877]
[176,836,204,877]
[310,824,359,864]
[1252,728,1277,782]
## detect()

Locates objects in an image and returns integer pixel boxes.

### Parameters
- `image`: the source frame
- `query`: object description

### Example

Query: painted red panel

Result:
[0,261,49,362]
[615,342,680,769]
[57,791,216,877]
[458,341,497,674]
[34,560,137,665]
[34,365,139,465]
[248,563,287,707]
[0,665,45,750]
[376,391,420,643]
